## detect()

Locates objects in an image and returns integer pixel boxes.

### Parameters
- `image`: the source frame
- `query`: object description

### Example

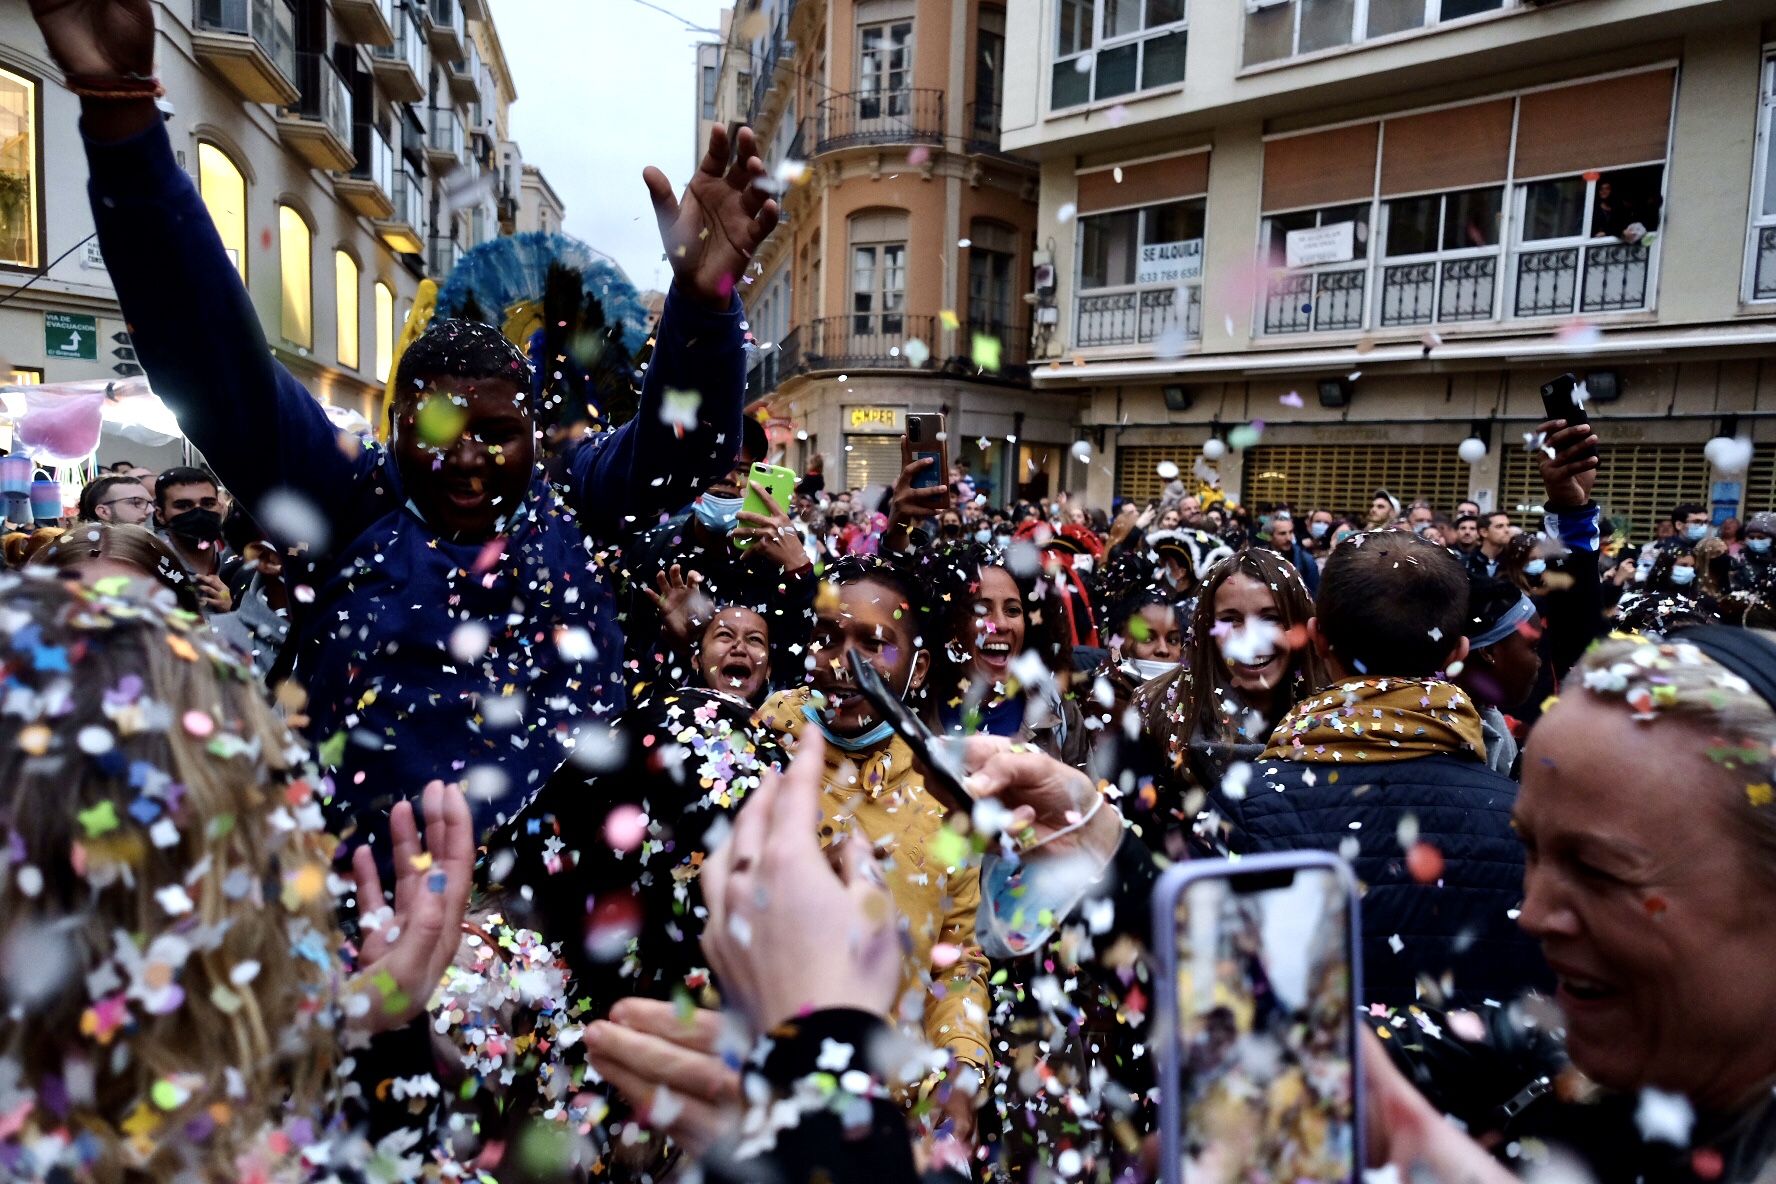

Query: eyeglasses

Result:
[101,497,154,511]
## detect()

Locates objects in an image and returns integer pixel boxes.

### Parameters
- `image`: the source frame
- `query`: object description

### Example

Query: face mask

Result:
[941,524,962,539]
[1685,524,1709,542]
[1125,657,1181,682]
[1074,556,1094,574]
[1751,538,1772,554]
[1670,565,1698,586]
[975,528,993,544]
[693,493,743,535]
[1524,559,1547,576]
[994,534,1013,549]
[1309,521,1330,540]
[165,507,223,542]
[803,704,894,751]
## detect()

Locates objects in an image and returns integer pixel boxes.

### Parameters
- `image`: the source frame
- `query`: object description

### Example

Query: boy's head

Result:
[390,319,536,540]
[154,466,224,541]
[1312,531,1470,680]
[807,555,929,736]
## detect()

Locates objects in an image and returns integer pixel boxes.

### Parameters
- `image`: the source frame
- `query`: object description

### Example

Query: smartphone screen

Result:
[1167,862,1358,1184]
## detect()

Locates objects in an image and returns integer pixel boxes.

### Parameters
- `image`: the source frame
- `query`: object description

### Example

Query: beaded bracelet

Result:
[65,73,165,101]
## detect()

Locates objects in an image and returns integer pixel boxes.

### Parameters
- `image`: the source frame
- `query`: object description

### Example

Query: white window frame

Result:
[1051,0,1189,114]
[1374,185,1508,329]
[1745,48,1776,304]
[1072,195,1206,350]
[858,20,914,118]
[1256,202,1376,335]
[1245,0,1519,67]
[850,240,907,338]
[1507,164,1664,321]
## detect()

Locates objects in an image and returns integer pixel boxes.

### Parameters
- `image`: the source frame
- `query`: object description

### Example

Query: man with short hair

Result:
[1407,500,1435,533]
[47,0,778,837]
[1367,489,1401,529]
[1456,499,1481,521]
[1452,513,1480,553]
[1262,512,1319,594]
[79,474,153,526]
[1202,531,1549,1007]
[1178,494,1203,527]
[151,466,233,612]
[1469,510,1515,577]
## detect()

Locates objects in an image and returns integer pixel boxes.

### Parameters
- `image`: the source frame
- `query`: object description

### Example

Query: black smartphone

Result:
[906,413,949,492]
[844,648,973,813]
[1540,373,1599,463]
[1156,852,1364,1184]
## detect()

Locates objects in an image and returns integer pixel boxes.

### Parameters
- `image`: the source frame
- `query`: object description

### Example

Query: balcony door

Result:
[857,21,912,123]
[850,210,908,349]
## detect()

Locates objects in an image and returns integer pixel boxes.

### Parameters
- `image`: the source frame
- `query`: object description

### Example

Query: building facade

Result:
[717,0,1084,504]
[998,0,1776,536]
[0,0,551,434]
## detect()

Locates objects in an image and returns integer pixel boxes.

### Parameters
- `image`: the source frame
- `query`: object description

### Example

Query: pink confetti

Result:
[603,804,648,853]
[907,146,931,166]
[181,710,214,738]
[1280,391,1304,408]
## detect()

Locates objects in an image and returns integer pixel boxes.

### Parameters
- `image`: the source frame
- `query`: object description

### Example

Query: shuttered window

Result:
[1746,447,1776,517]
[1240,444,1469,516]
[845,436,905,491]
[1498,441,1710,541]
[1117,445,1205,503]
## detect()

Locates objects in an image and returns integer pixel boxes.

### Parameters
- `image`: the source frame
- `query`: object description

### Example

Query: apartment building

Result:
[1001,0,1776,536]
[718,0,1082,503]
[0,0,548,435]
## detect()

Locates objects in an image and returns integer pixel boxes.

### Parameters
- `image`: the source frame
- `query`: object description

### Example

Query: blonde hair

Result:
[1576,632,1776,872]
[0,575,339,1181]
[28,523,203,615]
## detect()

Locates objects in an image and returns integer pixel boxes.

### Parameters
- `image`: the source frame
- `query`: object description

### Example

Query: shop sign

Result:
[1135,239,1203,286]
[1285,222,1355,269]
[847,407,903,433]
[45,312,97,361]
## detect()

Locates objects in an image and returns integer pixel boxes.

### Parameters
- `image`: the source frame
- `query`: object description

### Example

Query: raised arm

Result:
[36,1,367,532]
[567,125,780,538]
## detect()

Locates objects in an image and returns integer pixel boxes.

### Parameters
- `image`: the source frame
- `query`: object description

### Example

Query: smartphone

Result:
[844,648,973,813]
[734,462,798,551]
[906,413,949,492]
[1540,373,1599,464]
[1155,852,1363,1184]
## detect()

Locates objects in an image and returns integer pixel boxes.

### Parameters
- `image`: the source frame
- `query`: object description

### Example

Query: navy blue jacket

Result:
[85,121,746,835]
[1209,753,1551,1008]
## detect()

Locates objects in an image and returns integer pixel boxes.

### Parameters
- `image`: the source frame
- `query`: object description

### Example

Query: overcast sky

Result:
[491,0,727,293]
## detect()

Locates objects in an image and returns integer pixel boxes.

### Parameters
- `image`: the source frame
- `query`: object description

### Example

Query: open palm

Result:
[644,124,780,311]
[26,0,155,77]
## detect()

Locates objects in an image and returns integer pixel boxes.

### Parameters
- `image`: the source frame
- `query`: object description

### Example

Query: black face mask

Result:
[831,514,850,527]
[941,524,962,539]
[165,507,223,542]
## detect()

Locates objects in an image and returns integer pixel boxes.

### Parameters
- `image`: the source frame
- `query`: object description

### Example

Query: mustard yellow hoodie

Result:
[756,687,991,1072]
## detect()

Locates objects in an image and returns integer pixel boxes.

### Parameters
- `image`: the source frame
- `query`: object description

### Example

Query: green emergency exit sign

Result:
[45,312,97,361]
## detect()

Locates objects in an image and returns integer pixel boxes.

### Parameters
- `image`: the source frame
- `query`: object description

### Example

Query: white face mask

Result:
[1074,556,1094,574]
[1125,657,1182,682]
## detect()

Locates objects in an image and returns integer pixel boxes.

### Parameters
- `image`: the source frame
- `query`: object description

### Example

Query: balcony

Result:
[428,0,467,61]
[1377,257,1497,327]
[275,52,354,172]
[191,0,298,105]
[748,348,781,398]
[962,317,1030,371]
[1076,285,1203,350]
[428,233,462,279]
[427,105,465,169]
[781,315,938,372]
[1512,241,1652,319]
[374,164,425,255]
[370,2,426,103]
[449,37,482,104]
[336,122,395,218]
[1262,266,1368,335]
[332,0,393,46]
[814,89,944,154]
[964,100,1002,154]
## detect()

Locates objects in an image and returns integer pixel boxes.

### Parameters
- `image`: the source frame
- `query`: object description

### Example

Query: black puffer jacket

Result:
[1207,752,1552,1008]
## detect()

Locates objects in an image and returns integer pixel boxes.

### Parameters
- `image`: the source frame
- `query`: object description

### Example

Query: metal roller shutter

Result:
[1117,445,1210,503]
[1498,441,1711,541]
[844,436,904,492]
[1239,444,1468,517]
[1744,448,1776,519]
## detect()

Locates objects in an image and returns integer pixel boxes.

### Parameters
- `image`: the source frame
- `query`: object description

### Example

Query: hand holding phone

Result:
[1539,374,1598,464]
[734,462,798,552]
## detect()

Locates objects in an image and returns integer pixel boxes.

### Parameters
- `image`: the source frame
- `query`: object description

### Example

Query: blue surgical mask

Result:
[1751,538,1773,554]
[975,528,993,544]
[1524,559,1547,576]
[1685,524,1709,542]
[801,703,894,751]
[1309,521,1330,539]
[693,493,744,534]
[1671,565,1698,586]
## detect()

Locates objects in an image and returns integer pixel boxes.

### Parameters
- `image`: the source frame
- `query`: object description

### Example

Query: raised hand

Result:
[347,780,476,1033]
[1538,418,1599,510]
[585,999,743,1160]
[643,125,781,312]
[26,0,155,77]
[643,563,713,647]
[734,481,810,574]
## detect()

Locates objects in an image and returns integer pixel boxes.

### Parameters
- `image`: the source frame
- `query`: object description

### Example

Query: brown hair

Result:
[0,578,337,1180]
[1316,531,1469,678]
[27,523,204,615]
[4,528,62,569]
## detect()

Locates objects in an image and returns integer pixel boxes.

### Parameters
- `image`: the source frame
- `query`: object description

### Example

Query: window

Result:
[851,242,906,337]
[5,367,42,386]
[858,21,912,119]
[1511,165,1662,319]
[375,281,395,383]
[974,9,1005,136]
[1748,50,1776,301]
[701,64,718,119]
[279,205,313,349]
[1259,203,1370,334]
[0,67,40,269]
[968,220,1018,339]
[1076,198,1205,348]
[1376,186,1503,326]
[1053,0,1186,110]
[1244,0,1509,68]
[335,251,360,370]
[198,144,249,281]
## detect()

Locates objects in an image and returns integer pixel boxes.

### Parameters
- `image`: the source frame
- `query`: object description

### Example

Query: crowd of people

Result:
[8,6,1776,1184]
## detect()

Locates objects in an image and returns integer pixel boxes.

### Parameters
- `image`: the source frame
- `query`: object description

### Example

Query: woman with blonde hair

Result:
[27,522,204,614]
[0,575,473,1181]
